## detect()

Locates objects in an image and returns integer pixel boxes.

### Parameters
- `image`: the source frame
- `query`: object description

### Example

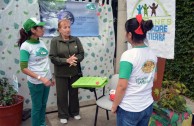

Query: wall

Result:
[0,0,115,108]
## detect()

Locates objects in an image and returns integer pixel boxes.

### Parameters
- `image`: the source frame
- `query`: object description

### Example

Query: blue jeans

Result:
[117,104,153,126]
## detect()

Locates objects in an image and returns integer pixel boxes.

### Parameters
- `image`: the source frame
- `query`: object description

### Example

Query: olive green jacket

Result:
[49,35,84,77]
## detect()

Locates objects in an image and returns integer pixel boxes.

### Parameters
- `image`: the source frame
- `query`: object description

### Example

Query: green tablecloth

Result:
[72,77,108,88]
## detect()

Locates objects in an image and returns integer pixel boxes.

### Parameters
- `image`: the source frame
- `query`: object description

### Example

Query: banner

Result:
[126,0,175,59]
[65,2,99,36]
[39,1,99,37]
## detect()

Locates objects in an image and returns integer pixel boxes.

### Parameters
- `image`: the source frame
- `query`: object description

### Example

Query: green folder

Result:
[72,77,108,88]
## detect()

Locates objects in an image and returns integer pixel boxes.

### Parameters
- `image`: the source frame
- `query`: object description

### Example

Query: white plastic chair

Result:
[94,74,119,126]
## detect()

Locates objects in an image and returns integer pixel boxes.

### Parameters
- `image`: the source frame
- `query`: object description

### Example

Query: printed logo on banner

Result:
[127,0,175,59]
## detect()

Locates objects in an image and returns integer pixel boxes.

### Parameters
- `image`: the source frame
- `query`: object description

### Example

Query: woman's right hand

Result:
[40,77,52,86]
[67,54,78,66]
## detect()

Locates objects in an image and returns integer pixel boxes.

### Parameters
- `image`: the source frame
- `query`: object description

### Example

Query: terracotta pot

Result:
[0,95,24,126]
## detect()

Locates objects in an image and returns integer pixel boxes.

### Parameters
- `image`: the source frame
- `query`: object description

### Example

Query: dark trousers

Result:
[55,75,80,119]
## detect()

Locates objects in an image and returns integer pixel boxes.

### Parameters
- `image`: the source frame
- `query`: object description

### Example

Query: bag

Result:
[75,38,83,77]
[22,108,31,121]
[12,74,19,92]
[109,89,116,101]
[77,63,83,77]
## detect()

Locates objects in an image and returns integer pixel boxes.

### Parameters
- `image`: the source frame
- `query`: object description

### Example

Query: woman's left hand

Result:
[68,54,78,67]
[111,105,117,114]
[40,77,52,86]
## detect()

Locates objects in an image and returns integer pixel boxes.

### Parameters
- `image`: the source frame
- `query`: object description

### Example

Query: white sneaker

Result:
[74,115,81,120]
[60,119,67,124]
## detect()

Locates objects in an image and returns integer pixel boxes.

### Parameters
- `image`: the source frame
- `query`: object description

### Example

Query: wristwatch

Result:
[37,75,41,80]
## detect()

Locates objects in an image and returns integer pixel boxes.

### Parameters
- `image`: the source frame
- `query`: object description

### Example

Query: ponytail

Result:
[142,20,153,34]
[17,28,31,48]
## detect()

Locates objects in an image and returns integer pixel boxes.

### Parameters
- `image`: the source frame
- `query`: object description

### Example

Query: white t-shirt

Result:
[20,40,52,84]
[119,46,157,112]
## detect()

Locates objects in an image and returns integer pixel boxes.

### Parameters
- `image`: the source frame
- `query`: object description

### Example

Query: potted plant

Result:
[0,77,24,126]
[150,80,193,126]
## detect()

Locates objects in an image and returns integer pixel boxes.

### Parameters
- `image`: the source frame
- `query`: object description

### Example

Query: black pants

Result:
[55,75,80,119]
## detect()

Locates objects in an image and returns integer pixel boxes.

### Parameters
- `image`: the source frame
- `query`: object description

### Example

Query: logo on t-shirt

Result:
[142,60,155,73]
[35,47,48,57]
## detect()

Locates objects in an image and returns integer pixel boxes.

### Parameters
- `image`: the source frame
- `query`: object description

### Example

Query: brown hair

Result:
[17,28,31,48]
[17,26,39,48]
[58,19,71,29]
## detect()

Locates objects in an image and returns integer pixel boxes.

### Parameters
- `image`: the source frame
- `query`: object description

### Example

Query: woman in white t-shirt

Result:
[111,14,157,126]
[18,17,54,126]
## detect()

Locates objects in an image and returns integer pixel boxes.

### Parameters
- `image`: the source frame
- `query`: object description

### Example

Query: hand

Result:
[67,54,78,67]
[51,78,56,86]
[40,77,52,86]
[69,62,77,67]
[111,105,117,114]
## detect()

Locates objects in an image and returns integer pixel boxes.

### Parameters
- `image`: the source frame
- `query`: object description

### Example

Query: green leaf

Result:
[91,52,95,57]
[7,50,11,54]
[79,96,82,100]
[0,41,3,46]
[87,43,92,47]
[28,0,33,4]
[14,59,19,64]
[86,95,90,99]
[154,88,160,97]
[23,11,29,15]
[14,23,19,29]
[110,31,113,35]
[14,44,18,47]
[108,7,111,12]
[16,70,20,74]
[106,48,109,53]
[8,11,12,15]
[4,0,10,4]
[100,57,103,62]
[98,36,101,40]
[103,18,107,23]
[8,34,12,39]
[25,99,30,104]
[84,53,88,57]
[94,66,97,70]
[46,40,49,44]
[110,42,114,47]
[100,70,104,74]
[0,70,5,75]
[98,8,102,12]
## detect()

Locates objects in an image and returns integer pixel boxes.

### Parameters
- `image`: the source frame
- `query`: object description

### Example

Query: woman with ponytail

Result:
[111,15,157,126]
[18,17,54,126]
